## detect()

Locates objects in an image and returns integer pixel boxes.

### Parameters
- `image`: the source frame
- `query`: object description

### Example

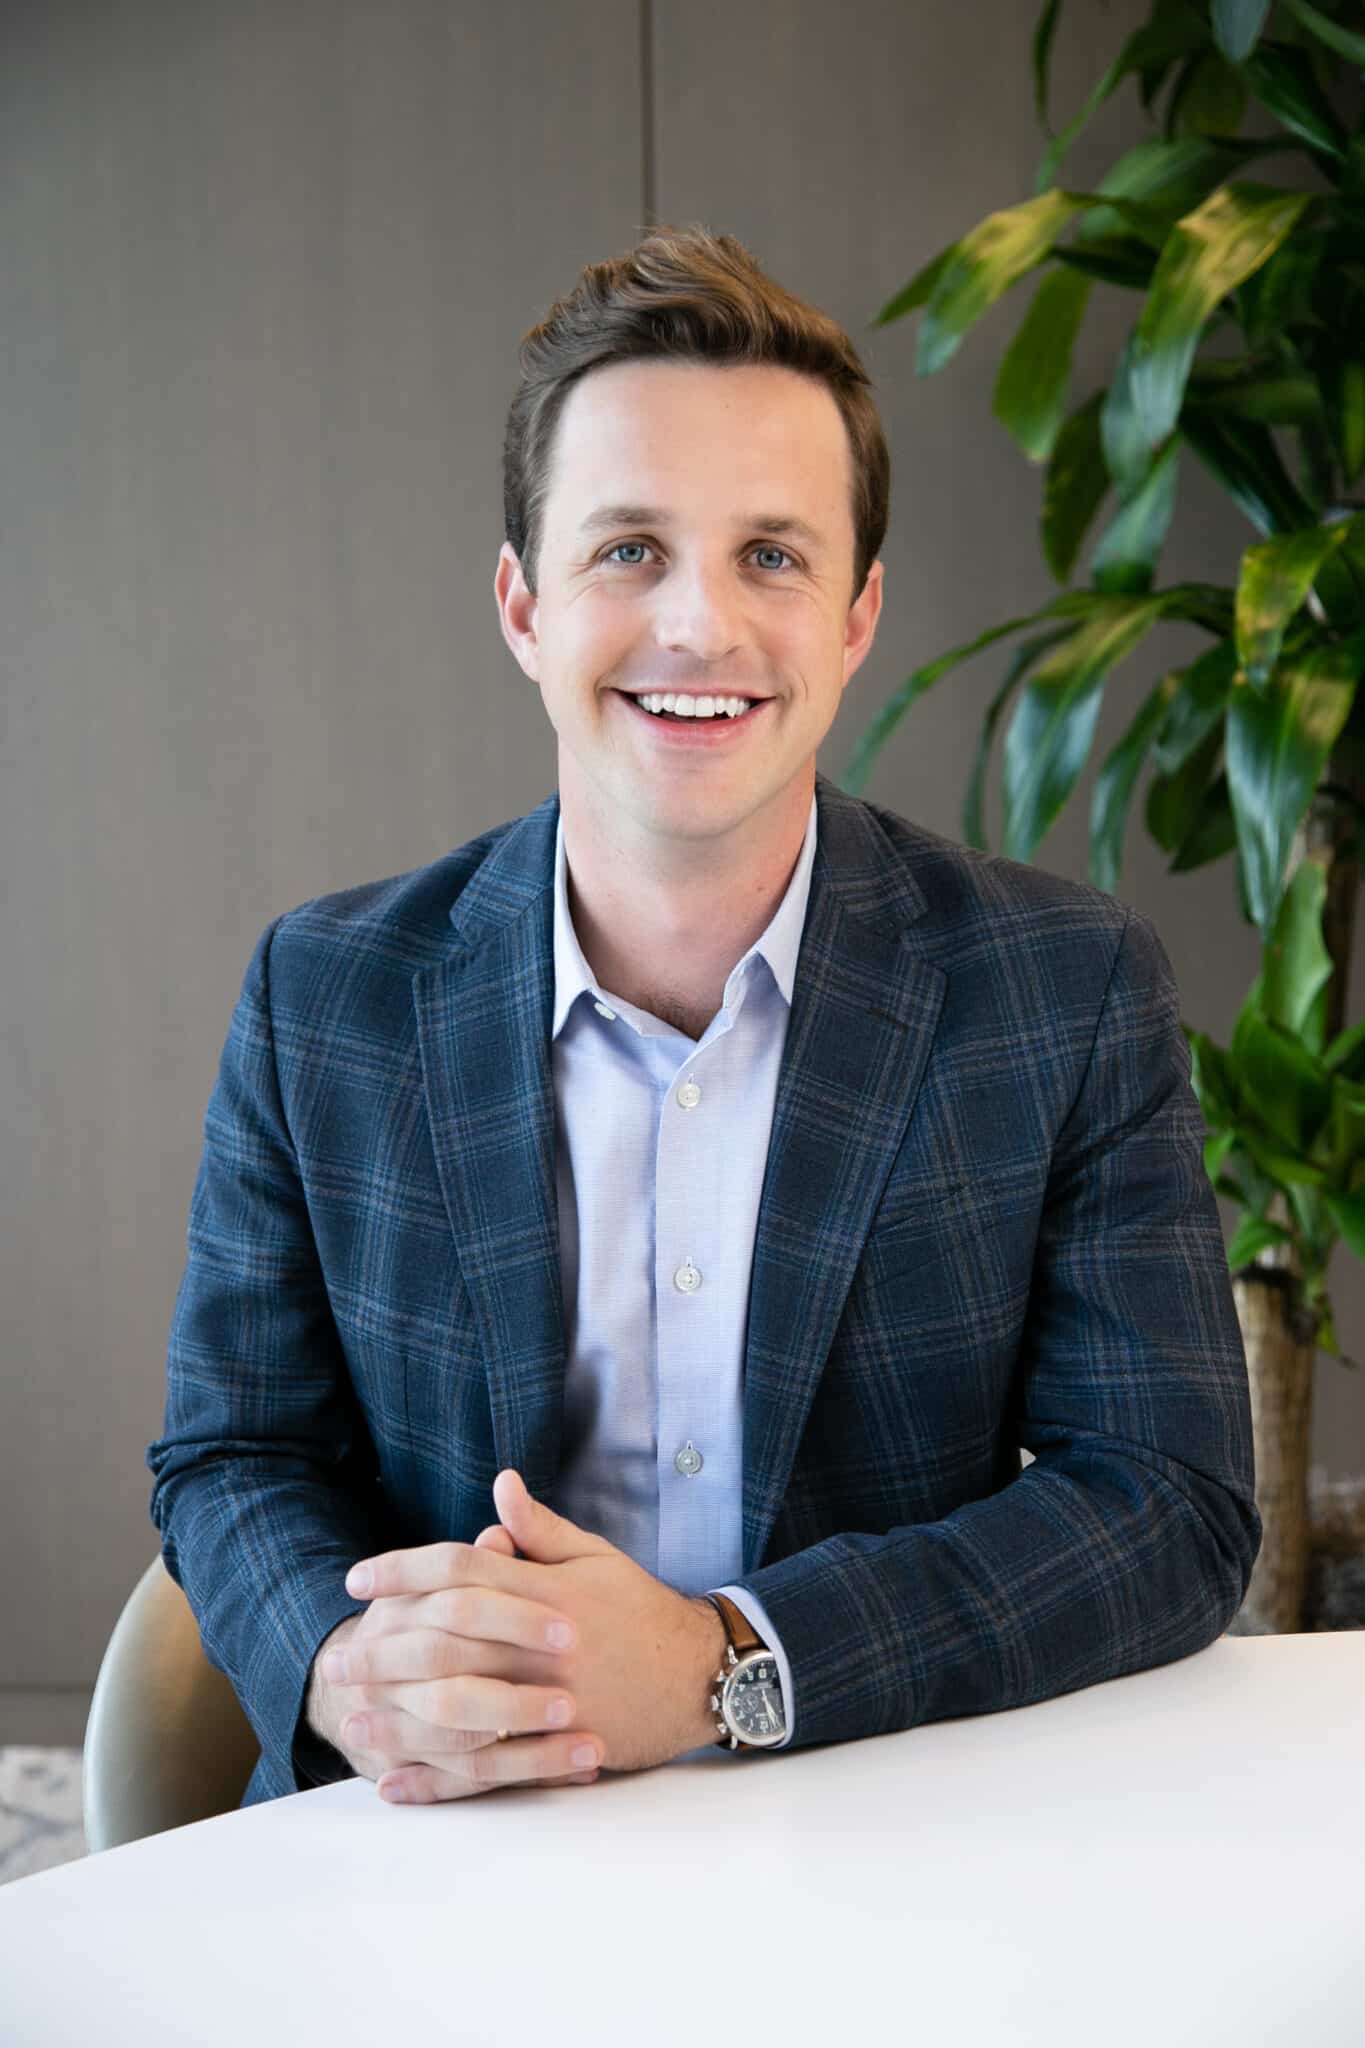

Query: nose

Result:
[654,558,745,667]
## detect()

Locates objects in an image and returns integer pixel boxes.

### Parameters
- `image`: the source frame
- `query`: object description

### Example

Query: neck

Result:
[558,771,814,1035]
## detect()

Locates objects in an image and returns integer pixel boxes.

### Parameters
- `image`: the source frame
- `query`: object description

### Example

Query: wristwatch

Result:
[704,1592,788,1750]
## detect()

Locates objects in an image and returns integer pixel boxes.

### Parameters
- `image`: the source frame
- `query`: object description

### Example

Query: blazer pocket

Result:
[859,1179,966,1280]
[867,1175,969,1236]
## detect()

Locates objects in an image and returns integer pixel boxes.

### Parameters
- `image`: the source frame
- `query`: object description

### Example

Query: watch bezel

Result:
[718,1645,787,1749]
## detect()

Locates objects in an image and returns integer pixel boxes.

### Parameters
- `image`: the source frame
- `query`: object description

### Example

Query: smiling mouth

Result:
[613,690,770,725]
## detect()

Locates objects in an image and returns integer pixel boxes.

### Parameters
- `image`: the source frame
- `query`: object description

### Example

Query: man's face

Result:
[495,358,883,849]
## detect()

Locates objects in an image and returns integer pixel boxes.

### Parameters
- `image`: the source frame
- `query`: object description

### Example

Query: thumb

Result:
[493,1468,604,1563]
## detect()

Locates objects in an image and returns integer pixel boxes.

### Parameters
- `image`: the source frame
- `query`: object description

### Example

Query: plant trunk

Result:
[1230,1258,1316,1632]
[1230,745,1363,1632]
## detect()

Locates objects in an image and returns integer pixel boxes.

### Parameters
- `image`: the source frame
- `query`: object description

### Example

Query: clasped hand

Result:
[320,1469,717,1802]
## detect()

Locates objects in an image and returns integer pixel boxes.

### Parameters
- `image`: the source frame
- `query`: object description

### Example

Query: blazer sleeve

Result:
[728,905,1262,1753]
[145,916,389,1795]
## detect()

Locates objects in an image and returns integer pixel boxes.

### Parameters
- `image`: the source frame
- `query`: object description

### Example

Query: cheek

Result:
[561,601,639,674]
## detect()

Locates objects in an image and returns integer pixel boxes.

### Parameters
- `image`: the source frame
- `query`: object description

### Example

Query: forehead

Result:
[546,359,851,532]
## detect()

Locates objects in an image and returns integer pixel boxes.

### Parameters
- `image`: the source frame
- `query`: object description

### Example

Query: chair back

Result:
[83,1553,260,1851]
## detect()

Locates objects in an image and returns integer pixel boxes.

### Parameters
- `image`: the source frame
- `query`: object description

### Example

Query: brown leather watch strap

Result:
[708,1591,763,1659]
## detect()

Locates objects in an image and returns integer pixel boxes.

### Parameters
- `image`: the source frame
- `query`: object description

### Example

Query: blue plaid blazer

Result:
[147,773,1260,1807]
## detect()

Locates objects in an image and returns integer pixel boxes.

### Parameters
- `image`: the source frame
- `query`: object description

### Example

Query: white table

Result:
[2,1632,1361,2045]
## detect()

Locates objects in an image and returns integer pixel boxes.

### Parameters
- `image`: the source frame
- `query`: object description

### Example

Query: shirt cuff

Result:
[713,1583,795,1748]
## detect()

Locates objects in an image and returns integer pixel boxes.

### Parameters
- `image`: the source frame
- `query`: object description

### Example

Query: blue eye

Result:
[601,540,796,572]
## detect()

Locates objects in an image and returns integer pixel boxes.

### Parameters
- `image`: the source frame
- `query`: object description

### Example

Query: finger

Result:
[427,1583,576,1653]
[377,1731,604,1803]
[333,1652,578,1737]
[347,1540,543,1602]
[341,1709,492,1758]
[332,1600,576,1692]
[385,1670,578,1738]
[474,1525,519,1557]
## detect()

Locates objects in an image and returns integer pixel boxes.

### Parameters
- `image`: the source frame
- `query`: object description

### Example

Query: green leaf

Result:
[1042,389,1110,583]
[1169,48,1248,138]
[1032,0,1066,137]
[1323,1014,1365,1076]
[1204,1127,1240,1178]
[1236,234,1327,351]
[917,189,1097,376]
[1052,238,1160,290]
[1032,8,1211,193]
[1190,1030,1242,1122]
[1229,1006,1332,1150]
[1278,0,1365,65]
[1224,635,1362,936]
[1088,671,1180,892]
[1146,580,1236,635]
[963,627,1076,850]
[1178,404,1319,536]
[1322,359,1365,487]
[1237,1124,1330,1185]
[1227,1215,1295,1268]
[1185,362,1326,427]
[1316,1074,1365,1181]
[1148,723,1222,852]
[1212,0,1272,63]
[1080,136,1253,239]
[1102,184,1314,497]
[1242,42,1350,160]
[871,247,953,329]
[1323,1190,1365,1259]
[1087,431,1183,594]
[1152,639,1239,774]
[1001,597,1167,860]
[1171,769,1241,872]
[1311,1294,1361,1366]
[1262,857,1333,1048]
[839,608,1064,798]
[1235,524,1352,687]
[994,265,1094,461]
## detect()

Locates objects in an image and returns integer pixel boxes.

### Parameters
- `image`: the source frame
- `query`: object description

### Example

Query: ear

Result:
[494,543,541,681]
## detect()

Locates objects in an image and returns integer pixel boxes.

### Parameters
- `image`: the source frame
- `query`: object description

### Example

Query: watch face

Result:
[725,1655,786,1744]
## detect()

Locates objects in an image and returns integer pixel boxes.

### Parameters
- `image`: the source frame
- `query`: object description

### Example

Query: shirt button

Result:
[676,1079,701,1110]
[673,1259,702,1294]
[593,1000,617,1020]
[674,1440,703,1477]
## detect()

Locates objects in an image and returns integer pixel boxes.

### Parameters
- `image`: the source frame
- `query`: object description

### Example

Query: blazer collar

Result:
[412,775,945,1570]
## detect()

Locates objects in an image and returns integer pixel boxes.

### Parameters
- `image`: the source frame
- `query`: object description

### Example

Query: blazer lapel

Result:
[739,778,947,1573]
[410,792,568,1507]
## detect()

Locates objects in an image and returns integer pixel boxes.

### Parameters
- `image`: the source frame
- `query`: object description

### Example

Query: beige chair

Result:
[82,1553,261,1851]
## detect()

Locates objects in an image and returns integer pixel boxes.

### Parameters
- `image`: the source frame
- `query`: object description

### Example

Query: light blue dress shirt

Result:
[548,793,819,1761]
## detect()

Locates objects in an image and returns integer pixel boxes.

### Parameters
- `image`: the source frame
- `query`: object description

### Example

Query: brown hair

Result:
[502,223,890,613]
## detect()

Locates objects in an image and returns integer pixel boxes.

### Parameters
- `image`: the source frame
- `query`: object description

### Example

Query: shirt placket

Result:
[653,977,747,1590]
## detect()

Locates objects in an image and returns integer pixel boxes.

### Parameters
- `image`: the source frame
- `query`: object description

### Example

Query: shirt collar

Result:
[551,792,819,1040]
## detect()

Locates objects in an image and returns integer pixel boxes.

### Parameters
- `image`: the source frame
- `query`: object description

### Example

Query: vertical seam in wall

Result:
[639,0,656,228]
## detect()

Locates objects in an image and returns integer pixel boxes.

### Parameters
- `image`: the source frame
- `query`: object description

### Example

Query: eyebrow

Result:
[577,503,827,551]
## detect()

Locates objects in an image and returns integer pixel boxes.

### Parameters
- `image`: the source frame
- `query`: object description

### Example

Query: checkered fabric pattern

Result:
[147,774,1260,1804]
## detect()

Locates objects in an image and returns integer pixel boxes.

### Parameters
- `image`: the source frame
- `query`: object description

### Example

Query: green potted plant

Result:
[842,0,1365,1632]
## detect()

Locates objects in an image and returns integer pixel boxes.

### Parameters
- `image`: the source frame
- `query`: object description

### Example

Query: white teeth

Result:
[635,692,757,719]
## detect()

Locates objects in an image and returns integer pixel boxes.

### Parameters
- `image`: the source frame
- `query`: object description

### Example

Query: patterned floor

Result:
[0,1748,89,1886]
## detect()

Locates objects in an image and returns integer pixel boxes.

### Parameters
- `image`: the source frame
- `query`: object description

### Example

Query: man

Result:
[147,226,1260,1809]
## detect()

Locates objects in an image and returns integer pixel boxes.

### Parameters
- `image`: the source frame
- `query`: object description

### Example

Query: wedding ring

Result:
[496,1728,509,1741]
